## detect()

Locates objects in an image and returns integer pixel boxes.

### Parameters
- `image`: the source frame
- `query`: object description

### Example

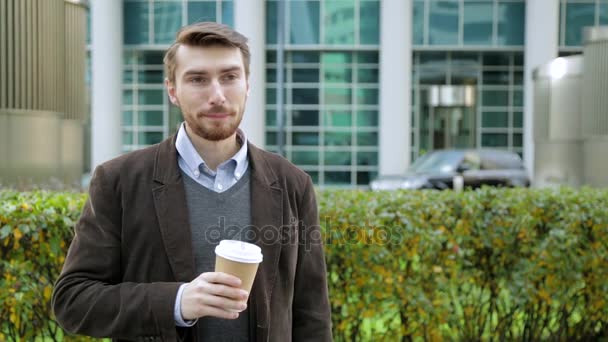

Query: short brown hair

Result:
[163,22,250,83]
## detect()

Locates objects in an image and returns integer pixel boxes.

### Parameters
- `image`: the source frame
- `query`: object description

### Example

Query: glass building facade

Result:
[88,0,608,187]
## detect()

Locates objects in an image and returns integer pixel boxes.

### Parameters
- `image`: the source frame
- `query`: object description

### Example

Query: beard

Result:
[182,106,244,142]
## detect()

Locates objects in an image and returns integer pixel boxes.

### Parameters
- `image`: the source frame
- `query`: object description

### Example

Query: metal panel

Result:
[584,137,608,187]
[582,27,608,137]
[534,141,584,187]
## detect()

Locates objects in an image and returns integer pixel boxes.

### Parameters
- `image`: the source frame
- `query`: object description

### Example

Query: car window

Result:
[410,151,463,173]
[480,151,524,170]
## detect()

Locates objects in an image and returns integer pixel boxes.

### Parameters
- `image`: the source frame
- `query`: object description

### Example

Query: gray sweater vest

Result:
[182,170,252,341]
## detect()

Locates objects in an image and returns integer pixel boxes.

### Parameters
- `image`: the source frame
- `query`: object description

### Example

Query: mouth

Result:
[202,112,231,119]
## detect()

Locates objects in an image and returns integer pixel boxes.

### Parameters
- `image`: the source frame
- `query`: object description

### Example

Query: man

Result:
[52,22,332,342]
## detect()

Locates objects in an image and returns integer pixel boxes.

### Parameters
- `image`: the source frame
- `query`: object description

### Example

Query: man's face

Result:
[166,45,249,141]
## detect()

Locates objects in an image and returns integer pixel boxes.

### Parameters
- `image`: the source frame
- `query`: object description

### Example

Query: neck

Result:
[184,124,240,171]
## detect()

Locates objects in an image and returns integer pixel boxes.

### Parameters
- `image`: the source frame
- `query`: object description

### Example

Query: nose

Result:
[208,80,226,106]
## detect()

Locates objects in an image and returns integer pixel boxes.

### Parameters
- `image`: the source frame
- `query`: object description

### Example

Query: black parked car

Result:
[369,149,530,191]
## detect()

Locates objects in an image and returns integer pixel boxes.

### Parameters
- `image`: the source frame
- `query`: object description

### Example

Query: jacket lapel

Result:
[151,136,196,282]
[247,143,283,341]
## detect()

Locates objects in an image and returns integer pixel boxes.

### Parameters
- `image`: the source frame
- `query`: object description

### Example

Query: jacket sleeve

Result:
[292,175,333,341]
[51,165,182,340]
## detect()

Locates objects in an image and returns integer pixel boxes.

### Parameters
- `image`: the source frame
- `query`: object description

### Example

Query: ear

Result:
[165,78,179,106]
[246,80,251,97]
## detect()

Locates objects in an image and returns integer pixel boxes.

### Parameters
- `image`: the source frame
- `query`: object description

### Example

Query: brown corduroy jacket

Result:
[52,135,332,342]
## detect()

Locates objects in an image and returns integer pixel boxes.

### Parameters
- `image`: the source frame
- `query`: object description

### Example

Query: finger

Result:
[202,305,240,320]
[201,293,248,312]
[200,272,242,288]
[199,282,248,301]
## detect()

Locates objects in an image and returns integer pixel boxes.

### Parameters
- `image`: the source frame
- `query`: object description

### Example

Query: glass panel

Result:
[513,133,523,147]
[357,51,378,64]
[420,51,447,66]
[123,69,135,83]
[451,52,479,67]
[266,88,276,104]
[293,110,319,126]
[221,0,234,26]
[266,110,276,126]
[322,52,352,64]
[139,89,164,105]
[497,2,525,46]
[601,4,608,25]
[293,68,320,83]
[291,51,320,63]
[482,111,508,128]
[357,171,375,185]
[325,131,351,146]
[513,90,523,107]
[429,1,460,45]
[266,1,277,44]
[154,2,182,44]
[290,1,320,44]
[324,1,355,44]
[324,110,352,127]
[514,53,524,66]
[187,2,216,24]
[481,133,508,147]
[357,110,378,127]
[356,88,379,105]
[358,67,379,83]
[324,172,351,185]
[483,71,510,85]
[266,51,277,63]
[357,151,378,165]
[139,110,164,126]
[359,0,380,44]
[293,132,320,145]
[324,151,352,166]
[324,66,352,83]
[565,3,595,46]
[266,68,277,83]
[513,111,523,128]
[357,132,378,146]
[86,10,91,44]
[324,88,352,105]
[413,1,425,45]
[143,51,165,65]
[138,70,164,84]
[292,88,319,104]
[306,171,319,183]
[124,90,133,105]
[123,111,133,125]
[482,90,509,107]
[513,71,524,85]
[266,131,277,145]
[451,68,478,85]
[463,2,493,45]
[483,52,510,66]
[139,131,164,145]
[124,1,149,44]
[292,151,319,165]
[419,68,447,85]
[123,131,133,145]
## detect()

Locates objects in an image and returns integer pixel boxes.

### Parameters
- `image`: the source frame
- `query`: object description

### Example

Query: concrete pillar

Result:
[524,0,559,179]
[235,0,265,147]
[91,0,122,169]
[379,0,412,175]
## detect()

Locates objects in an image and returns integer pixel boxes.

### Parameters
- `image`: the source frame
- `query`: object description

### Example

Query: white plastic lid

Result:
[215,240,263,264]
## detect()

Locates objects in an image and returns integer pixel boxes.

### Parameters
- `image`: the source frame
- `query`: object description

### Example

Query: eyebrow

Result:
[182,66,242,77]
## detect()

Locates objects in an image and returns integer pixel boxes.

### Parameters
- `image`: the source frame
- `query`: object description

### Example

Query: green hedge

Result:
[1,188,607,341]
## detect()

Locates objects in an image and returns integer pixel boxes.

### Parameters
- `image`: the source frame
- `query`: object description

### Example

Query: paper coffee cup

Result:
[214,240,263,295]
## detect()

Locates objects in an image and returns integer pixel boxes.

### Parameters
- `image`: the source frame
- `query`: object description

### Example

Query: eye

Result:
[190,76,207,84]
[222,73,238,82]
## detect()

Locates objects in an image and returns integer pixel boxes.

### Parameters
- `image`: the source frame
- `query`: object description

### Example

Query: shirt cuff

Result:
[174,283,198,327]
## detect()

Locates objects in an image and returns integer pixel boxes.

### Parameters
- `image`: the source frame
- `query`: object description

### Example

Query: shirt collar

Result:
[175,123,249,176]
